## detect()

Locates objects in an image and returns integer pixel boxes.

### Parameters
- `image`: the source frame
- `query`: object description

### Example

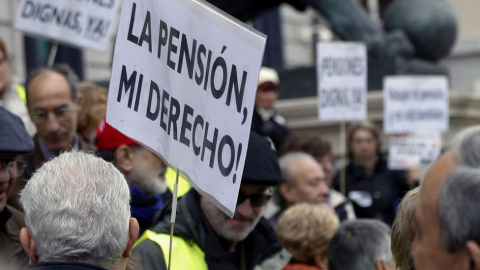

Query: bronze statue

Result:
[207,0,457,75]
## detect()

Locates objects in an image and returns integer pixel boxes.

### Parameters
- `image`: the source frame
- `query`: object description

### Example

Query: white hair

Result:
[20,151,131,268]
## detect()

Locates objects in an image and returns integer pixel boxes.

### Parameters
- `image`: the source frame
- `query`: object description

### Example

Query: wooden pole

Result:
[340,122,347,196]
[167,168,180,270]
[47,42,59,67]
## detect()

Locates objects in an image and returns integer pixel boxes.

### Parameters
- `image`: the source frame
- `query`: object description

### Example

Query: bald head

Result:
[279,152,329,206]
[412,126,480,270]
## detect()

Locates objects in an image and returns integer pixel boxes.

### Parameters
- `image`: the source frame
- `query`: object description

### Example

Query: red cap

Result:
[95,118,138,150]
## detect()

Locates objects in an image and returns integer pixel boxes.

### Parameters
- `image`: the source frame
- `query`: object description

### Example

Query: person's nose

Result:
[0,166,10,183]
[319,181,330,196]
[45,113,61,131]
[236,198,254,218]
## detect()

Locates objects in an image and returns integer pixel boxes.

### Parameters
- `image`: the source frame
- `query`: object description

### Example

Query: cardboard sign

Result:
[388,132,442,170]
[384,76,449,134]
[106,0,266,217]
[317,42,367,122]
[15,0,120,51]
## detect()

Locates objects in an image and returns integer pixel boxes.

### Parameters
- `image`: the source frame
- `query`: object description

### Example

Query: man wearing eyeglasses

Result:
[8,64,94,210]
[0,107,34,268]
[133,132,291,270]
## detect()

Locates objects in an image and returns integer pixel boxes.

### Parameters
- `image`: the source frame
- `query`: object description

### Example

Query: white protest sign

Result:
[15,0,120,51]
[317,42,367,122]
[384,76,449,134]
[106,0,266,217]
[388,132,442,170]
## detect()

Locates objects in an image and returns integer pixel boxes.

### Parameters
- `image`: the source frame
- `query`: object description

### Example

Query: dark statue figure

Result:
[206,0,458,76]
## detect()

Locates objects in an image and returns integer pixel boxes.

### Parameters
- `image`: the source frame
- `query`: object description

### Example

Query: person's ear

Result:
[374,258,385,270]
[115,146,136,174]
[75,92,83,112]
[466,241,480,270]
[20,228,38,264]
[278,183,296,206]
[123,218,140,258]
[314,251,328,269]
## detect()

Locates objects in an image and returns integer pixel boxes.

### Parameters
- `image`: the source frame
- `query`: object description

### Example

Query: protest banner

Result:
[316,42,367,195]
[15,0,120,51]
[383,76,449,134]
[317,42,367,122]
[388,132,441,170]
[106,0,266,217]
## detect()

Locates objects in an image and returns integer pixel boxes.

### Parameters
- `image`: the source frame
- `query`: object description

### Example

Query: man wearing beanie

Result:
[251,66,289,151]
[95,119,171,234]
[0,107,34,268]
[133,132,290,270]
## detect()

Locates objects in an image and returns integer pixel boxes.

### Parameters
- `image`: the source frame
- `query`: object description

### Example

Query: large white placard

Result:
[15,0,120,51]
[388,132,442,170]
[384,76,449,133]
[317,42,367,122]
[106,0,266,217]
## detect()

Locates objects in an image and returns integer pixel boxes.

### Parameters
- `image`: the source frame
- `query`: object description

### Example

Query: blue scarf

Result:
[129,186,164,230]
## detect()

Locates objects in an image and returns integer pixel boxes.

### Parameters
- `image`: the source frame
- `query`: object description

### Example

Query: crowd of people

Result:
[2,35,480,270]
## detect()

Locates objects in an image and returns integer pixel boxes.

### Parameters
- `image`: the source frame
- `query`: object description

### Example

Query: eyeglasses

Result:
[31,105,75,124]
[236,188,272,207]
[0,160,27,177]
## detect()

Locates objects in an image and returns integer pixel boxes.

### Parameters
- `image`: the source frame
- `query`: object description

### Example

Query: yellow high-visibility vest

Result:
[135,230,207,270]
[165,167,191,197]
[15,84,27,104]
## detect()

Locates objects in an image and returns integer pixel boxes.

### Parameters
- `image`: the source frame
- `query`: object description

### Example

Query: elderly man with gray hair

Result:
[411,125,480,269]
[264,152,330,224]
[328,219,395,270]
[19,151,139,270]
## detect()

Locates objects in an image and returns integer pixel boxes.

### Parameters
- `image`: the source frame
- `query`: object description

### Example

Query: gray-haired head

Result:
[328,219,393,270]
[272,152,317,207]
[25,64,78,105]
[279,152,317,186]
[438,125,480,253]
[19,151,131,269]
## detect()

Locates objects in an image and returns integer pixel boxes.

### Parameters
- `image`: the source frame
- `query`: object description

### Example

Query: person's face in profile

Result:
[410,152,461,270]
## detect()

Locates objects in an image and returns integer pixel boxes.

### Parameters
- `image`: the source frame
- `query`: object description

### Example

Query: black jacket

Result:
[251,109,289,151]
[28,262,107,270]
[0,205,28,269]
[133,190,286,270]
[333,157,409,226]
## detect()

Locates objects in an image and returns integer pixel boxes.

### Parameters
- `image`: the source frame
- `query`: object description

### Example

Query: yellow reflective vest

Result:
[135,230,208,270]
[15,84,27,104]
